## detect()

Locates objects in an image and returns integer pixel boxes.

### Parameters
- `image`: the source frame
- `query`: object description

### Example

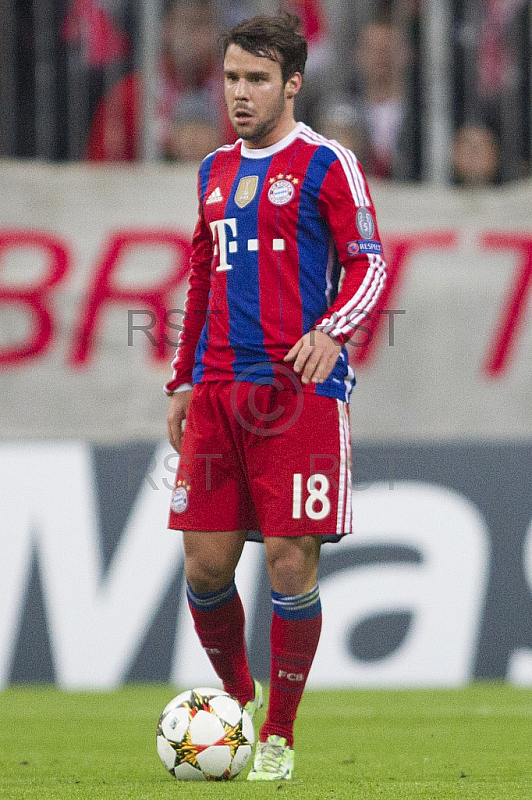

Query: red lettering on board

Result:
[0,230,70,365]
[350,231,458,366]
[68,229,191,366]
[482,233,532,377]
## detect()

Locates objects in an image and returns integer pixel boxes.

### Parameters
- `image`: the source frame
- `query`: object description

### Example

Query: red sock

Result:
[260,588,322,748]
[186,580,254,707]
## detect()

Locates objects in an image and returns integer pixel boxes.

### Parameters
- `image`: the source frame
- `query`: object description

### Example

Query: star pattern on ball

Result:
[219,718,250,761]
[168,727,206,772]
[183,690,215,715]
[173,692,248,773]
[157,689,253,781]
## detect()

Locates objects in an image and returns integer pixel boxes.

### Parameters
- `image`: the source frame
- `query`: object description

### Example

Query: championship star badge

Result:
[235,176,258,208]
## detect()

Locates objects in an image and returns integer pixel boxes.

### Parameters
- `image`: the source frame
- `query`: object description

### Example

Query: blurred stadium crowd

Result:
[1,0,530,184]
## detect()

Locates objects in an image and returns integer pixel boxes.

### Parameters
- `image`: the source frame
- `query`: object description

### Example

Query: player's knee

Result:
[185,558,235,594]
[265,538,320,594]
[183,530,244,592]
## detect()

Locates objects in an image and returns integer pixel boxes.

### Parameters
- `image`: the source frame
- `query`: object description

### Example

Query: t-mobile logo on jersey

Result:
[209,218,285,272]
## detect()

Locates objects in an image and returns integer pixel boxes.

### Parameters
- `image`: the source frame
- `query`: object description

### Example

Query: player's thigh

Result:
[168,382,259,533]
[247,393,352,537]
[183,529,247,593]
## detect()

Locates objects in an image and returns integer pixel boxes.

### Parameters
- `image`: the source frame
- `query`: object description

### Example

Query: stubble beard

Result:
[232,91,286,147]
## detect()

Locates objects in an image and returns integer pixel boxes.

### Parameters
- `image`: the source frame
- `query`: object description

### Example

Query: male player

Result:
[165,13,386,780]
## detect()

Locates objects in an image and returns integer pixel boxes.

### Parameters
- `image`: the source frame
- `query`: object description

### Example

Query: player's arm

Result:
[164,210,212,394]
[165,211,209,450]
[167,387,192,452]
[286,154,386,384]
[284,329,341,384]
[165,183,213,450]
[314,155,386,347]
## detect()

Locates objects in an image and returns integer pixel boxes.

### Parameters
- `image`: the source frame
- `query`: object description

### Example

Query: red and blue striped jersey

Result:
[165,122,386,402]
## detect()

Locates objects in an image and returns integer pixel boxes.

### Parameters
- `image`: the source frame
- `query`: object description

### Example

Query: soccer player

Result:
[165,12,386,780]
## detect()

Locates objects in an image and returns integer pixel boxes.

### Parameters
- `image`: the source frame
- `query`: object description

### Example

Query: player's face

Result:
[224,44,300,149]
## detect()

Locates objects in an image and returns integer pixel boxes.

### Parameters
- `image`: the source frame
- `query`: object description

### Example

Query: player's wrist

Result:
[165,382,193,397]
[314,325,345,346]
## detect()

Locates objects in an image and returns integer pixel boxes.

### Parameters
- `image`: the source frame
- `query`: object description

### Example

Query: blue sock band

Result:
[186,579,237,612]
[271,585,321,620]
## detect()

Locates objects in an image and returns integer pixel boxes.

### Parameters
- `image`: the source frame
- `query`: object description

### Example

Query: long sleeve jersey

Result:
[165,122,386,402]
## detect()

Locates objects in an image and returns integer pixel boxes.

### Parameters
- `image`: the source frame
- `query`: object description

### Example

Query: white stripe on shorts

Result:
[341,403,353,532]
[336,399,350,534]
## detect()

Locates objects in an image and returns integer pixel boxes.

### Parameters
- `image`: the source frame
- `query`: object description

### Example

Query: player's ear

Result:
[285,72,302,99]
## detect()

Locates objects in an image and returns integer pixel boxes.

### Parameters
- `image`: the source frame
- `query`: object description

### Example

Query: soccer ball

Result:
[156,687,254,781]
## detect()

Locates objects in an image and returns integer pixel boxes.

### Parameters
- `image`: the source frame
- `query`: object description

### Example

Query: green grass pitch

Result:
[1,683,531,799]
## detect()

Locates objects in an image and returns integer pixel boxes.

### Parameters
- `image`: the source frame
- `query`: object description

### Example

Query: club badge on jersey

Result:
[235,176,259,208]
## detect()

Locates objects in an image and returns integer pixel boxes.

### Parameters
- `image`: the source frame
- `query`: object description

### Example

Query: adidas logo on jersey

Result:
[206,187,224,204]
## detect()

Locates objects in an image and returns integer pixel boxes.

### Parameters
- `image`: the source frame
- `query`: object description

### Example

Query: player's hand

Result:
[284,330,341,385]
[167,390,192,452]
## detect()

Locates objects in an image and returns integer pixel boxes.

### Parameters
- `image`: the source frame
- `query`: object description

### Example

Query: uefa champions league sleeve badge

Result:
[356,207,375,239]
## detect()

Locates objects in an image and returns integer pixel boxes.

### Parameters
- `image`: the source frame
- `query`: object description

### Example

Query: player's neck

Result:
[242,118,298,151]
[241,122,302,158]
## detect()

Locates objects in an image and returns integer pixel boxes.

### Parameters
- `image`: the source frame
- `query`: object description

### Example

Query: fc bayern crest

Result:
[171,483,189,514]
[268,179,295,206]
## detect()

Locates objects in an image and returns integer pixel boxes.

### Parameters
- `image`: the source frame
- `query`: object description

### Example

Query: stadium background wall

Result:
[1,163,531,688]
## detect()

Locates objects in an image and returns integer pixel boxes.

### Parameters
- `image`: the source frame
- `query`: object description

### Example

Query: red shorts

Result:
[168,378,353,538]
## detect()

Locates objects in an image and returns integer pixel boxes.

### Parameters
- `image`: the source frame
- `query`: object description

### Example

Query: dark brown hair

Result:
[220,12,308,84]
